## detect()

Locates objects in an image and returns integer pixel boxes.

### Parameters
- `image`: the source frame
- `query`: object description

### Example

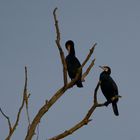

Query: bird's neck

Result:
[100,72,110,80]
[69,51,75,56]
[69,46,75,56]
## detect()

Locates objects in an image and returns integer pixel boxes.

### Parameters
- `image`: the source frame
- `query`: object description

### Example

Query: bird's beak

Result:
[99,66,104,70]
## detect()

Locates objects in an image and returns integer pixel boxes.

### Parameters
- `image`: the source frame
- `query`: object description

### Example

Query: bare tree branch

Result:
[36,123,40,140]
[5,66,28,140]
[81,43,96,68]
[82,58,96,81]
[53,7,68,86]
[22,66,31,129]
[0,108,12,133]
[25,86,66,140]
[48,81,105,140]
[25,93,31,129]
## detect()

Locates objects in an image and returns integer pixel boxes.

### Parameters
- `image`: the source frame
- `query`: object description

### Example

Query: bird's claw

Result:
[104,101,110,106]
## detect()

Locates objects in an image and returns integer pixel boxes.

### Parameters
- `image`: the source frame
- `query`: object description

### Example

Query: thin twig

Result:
[93,81,107,107]
[0,108,12,133]
[82,58,96,81]
[5,66,28,140]
[81,43,96,68]
[23,67,31,128]
[25,93,31,129]
[53,7,68,86]
[12,67,28,129]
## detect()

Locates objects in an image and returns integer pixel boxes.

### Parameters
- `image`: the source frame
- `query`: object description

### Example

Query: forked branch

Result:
[0,67,29,140]
[81,43,96,68]
[82,58,96,81]
[0,108,12,134]
[48,82,105,140]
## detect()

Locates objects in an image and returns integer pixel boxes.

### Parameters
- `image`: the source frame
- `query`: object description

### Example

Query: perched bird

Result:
[99,66,119,116]
[65,40,83,88]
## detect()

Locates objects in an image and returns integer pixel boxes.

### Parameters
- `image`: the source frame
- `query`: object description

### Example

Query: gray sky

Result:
[0,0,140,140]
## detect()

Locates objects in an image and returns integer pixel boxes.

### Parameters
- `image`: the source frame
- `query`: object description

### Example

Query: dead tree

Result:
[0,8,113,140]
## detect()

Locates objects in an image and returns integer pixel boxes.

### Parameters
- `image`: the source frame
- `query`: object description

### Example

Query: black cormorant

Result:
[99,66,119,116]
[65,40,83,88]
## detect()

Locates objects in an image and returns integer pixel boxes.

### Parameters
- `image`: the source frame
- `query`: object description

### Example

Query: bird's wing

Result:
[108,76,119,95]
[65,55,82,79]
[73,56,82,68]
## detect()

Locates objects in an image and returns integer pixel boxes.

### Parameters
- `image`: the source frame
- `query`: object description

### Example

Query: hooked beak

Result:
[99,66,104,70]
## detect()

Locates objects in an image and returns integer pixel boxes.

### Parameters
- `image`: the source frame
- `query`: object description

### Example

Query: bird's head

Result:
[65,40,75,55]
[99,65,111,75]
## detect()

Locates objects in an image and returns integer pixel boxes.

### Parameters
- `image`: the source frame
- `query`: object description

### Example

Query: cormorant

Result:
[65,40,83,88]
[99,66,119,116]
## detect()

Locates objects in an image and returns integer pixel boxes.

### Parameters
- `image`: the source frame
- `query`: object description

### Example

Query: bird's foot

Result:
[104,101,110,106]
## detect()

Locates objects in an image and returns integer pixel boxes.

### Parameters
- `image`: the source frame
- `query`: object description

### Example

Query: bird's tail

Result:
[112,102,119,116]
[76,80,83,88]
